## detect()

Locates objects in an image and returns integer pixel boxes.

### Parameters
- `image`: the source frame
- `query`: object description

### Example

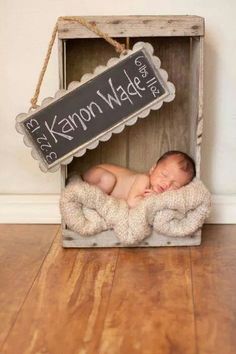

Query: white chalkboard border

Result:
[16,42,175,172]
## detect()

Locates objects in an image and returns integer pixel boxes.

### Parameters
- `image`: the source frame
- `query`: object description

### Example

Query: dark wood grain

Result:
[0,224,58,347]
[1,225,236,354]
[191,225,236,354]
[1,231,119,354]
[98,247,196,354]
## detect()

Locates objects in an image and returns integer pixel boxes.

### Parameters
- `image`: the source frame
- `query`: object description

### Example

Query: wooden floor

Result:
[0,225,236,354]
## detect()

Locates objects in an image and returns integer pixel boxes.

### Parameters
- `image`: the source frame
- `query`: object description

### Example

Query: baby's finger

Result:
[143,190,152,196]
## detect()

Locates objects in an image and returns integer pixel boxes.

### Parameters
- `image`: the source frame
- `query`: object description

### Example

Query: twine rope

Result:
[30,16,127,109]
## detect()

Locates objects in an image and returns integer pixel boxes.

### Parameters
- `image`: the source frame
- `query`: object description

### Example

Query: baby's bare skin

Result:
[96,164,148,198]
[82,155,191,208]
[82,164,150,208]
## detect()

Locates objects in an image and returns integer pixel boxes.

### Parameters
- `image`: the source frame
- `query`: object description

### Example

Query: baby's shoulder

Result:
[134,173,150,186]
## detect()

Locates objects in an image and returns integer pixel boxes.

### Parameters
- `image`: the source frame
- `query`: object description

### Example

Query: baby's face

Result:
[149,155,191,193]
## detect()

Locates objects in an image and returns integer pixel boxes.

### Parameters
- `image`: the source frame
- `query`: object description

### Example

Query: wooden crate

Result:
[58,16,204,248]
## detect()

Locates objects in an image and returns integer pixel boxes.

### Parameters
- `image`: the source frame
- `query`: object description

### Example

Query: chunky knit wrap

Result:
[60,175,211,245]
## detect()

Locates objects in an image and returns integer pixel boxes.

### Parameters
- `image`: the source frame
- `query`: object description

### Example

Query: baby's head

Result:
[149,151,196,193]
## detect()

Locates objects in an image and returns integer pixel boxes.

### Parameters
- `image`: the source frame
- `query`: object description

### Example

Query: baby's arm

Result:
[127,174,150,208]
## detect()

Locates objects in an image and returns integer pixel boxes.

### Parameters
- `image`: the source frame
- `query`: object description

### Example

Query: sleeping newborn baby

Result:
[82,150,196,208]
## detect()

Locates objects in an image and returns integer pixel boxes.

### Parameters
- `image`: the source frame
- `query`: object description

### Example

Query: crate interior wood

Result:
[58,16,204,248]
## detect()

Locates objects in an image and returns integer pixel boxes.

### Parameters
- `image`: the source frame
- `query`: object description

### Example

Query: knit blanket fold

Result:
[60,175,211,245]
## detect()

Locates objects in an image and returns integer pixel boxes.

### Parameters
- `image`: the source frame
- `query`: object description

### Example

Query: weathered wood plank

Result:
[0,224,58,348]
[98,247,196,354]
[189,37,204,177]
[100,130,128,167]
[63,228,201,248]
[1,231,119,354]
[58,16,204,39]
[128,37,190,173]
[196,37,204,177]
[191,225,236,354]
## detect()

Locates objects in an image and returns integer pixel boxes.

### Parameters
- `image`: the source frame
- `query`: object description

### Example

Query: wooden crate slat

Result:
[58,15,204,39]
[63,229,201,248]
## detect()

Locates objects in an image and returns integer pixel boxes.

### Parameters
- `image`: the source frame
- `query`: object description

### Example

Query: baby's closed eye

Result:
[161,171,168,177]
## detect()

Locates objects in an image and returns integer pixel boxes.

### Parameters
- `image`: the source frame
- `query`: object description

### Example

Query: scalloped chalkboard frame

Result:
[16,41,175,172]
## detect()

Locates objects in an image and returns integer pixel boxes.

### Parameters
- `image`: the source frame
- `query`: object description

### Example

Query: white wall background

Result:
[0,0,236,222]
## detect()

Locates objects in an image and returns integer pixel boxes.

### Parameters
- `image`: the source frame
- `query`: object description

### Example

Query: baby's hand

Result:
[143,188,157,197]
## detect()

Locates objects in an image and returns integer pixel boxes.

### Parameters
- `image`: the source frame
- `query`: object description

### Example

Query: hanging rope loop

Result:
[30,16,127,109]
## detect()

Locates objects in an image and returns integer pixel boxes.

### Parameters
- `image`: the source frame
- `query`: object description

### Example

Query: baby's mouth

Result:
[155,185,164,193]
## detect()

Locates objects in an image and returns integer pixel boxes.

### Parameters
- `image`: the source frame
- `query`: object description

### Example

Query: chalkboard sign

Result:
[16,42,175,172]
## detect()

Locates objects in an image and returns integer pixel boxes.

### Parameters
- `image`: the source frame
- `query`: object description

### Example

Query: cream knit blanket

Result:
[60,175,211,245]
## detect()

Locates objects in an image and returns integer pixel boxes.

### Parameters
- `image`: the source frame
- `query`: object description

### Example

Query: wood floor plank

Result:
[98,247,196,354]
[191,225,236,354]
[1,230,119,354]
[0,224,58,348]
[3,224,235,354]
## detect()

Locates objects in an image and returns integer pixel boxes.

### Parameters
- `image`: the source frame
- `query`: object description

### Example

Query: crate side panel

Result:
[128,37,191,172]
[189,37,204,177]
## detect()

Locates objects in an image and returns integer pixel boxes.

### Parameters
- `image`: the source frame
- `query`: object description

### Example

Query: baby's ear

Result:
[149,164,156,175]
